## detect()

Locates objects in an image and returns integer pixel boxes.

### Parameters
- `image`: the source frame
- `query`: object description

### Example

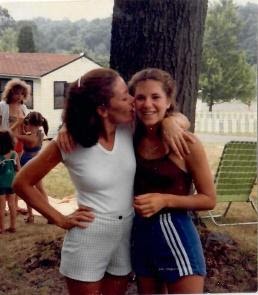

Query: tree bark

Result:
[110,0,208,131]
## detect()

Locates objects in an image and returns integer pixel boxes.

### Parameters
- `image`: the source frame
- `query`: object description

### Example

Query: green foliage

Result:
[0,5,15,36]
[0,27,18,52]
[30,17,110,63]
[200,0,256,111]
[237,3,258,65]
[236,63,256,107]
[17,25,36,52]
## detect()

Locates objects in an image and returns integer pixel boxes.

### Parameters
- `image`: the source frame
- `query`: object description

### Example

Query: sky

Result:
[0,0,257,22]
[0,0,114,21]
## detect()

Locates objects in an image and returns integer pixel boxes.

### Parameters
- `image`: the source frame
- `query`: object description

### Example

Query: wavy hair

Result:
[1,79,31,104]
[128,68,177,147]
[63,68,120,147]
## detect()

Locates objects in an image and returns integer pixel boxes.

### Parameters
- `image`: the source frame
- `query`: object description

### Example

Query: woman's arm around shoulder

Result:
[161,113,196,159]
[56,124,76,153]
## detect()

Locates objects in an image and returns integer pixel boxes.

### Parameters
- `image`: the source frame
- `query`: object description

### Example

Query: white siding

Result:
[37,57,100,137]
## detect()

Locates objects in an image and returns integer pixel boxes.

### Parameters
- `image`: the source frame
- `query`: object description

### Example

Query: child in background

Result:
[0,130,20,233]
[16,111,49,223]
[0,79,31,215]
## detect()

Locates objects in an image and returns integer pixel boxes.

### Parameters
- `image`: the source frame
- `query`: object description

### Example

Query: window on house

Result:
[0,78,33,109]
[24,80,33,109]
[54,81,67,109]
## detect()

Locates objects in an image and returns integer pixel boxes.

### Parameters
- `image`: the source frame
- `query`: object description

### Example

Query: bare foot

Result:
[17,207,28,215]
[25,216,34,223]
[5,227,16,233]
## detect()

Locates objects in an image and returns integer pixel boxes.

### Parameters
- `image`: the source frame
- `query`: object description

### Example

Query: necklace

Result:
[148,145,159,153]
[142,143,165,159]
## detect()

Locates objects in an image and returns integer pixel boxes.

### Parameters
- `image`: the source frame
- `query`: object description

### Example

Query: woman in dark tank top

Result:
[128,68,216,294]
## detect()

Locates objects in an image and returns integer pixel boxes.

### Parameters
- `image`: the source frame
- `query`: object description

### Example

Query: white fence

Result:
[195,111,257,134]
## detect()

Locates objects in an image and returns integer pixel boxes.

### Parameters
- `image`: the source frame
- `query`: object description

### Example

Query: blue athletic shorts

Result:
[131,211,206,283]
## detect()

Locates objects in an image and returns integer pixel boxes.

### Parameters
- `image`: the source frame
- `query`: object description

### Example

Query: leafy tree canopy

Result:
[0,27,18,52]
[17,25,36,52]
[237,3,258,65]
[200,0,256,111]
[0,6,15,36]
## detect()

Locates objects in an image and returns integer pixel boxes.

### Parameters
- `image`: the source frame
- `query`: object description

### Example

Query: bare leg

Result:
[102,273,129,295]
[25,204,34,223]
[136,276,164,295]
[66,277,102,295]
[0,195,6,232]
[15,150,27,214]
[6,194,16,230]
[167,275,204,294]
[15,194,28,214]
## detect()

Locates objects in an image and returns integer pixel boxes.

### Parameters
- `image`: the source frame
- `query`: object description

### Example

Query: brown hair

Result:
[0,129,15,155]
[63,68,120,147]
[1,79,31,104]
[128,68,177,147]
[24,112,49,136]
[128,68,177,113]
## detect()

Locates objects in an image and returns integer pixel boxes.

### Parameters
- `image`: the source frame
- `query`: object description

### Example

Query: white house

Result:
[0,52,101,137]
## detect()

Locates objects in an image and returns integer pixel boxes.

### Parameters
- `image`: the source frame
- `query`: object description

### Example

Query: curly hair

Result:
[0,129,15,155]
[63,68,120,147]
[1,79,31,104]
[24,111,49,136]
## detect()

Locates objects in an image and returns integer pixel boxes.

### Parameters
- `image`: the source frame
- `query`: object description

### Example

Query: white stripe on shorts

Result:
[160,213,193,276]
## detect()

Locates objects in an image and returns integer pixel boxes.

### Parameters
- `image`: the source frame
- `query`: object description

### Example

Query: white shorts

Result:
[60,209,134,282]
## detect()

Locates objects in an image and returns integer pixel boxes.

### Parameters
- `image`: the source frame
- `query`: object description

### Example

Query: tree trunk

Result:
[110,0,208,131]
[208,98,213,112]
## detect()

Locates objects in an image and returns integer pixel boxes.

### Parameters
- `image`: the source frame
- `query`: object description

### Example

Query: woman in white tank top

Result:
[13,68,136,295]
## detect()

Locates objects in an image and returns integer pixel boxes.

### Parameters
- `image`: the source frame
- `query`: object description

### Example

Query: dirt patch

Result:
[199,227,257,293]
[18,226,257,294]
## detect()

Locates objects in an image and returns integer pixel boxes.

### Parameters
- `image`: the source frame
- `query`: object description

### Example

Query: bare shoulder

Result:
[33,140,62,166]
[185,135,207,163]
[40,140,60,156]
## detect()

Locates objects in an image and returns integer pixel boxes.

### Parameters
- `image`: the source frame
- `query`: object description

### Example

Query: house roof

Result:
[0,52,84,78]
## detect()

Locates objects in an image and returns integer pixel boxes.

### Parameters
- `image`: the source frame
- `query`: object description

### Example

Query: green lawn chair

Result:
[207,141,257,226]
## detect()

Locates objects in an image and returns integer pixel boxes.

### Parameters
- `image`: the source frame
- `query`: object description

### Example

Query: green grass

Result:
[43,163,75,199]
[41,141,257,251]
[0,141,256,294]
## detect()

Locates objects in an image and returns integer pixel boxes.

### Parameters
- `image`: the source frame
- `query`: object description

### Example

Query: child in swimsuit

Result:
[0,130,20,233]
[17,111,49,223]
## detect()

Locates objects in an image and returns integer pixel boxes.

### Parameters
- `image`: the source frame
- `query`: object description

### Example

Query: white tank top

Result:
[60,124,136,214]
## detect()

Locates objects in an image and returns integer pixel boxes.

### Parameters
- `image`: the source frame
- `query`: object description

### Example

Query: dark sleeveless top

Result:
[134,153,193,197]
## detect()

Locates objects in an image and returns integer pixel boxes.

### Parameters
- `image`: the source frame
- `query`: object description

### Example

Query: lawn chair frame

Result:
[206,141,257,226]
